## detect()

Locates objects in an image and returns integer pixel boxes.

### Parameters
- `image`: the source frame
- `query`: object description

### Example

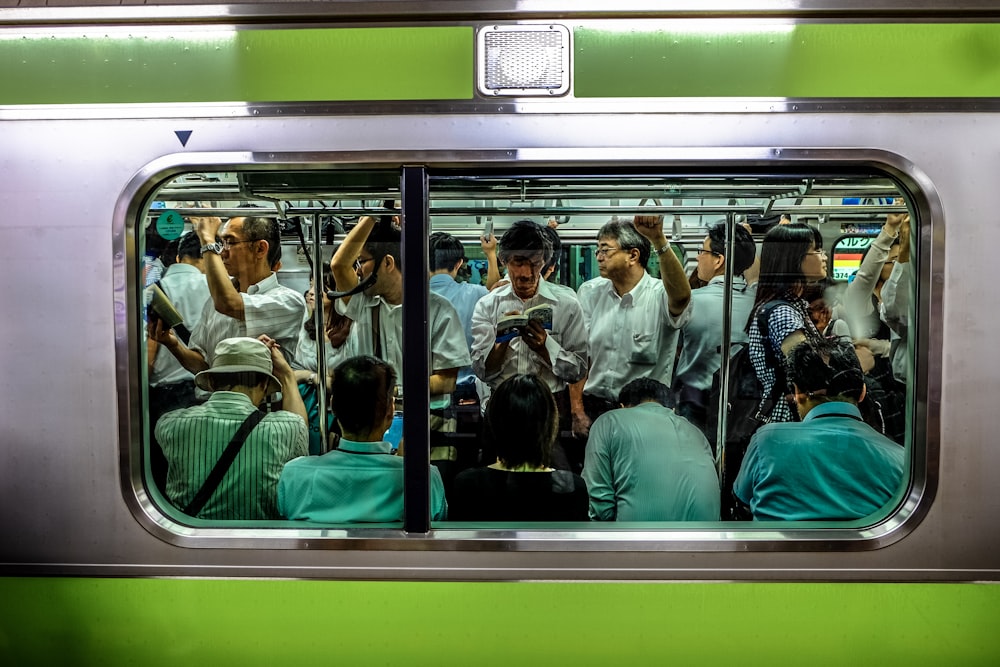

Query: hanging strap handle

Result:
[183,410,266,516]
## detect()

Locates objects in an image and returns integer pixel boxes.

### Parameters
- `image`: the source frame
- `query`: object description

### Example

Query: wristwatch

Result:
[653,243,671,256]
[200,241,223,255]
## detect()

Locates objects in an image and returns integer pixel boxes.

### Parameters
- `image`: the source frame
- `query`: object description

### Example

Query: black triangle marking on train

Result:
[175,130,193,147]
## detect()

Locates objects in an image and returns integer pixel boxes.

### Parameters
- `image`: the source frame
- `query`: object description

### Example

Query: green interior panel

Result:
[0,27,473,104]
[574,24,1000,98]
[0,578,998,666]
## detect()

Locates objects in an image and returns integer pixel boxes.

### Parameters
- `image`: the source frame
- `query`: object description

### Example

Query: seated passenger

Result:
[450,374,588,521]
[733,338,905,521]
[583,378,720,522]
[278,355,447,523]
[156,336,308,520]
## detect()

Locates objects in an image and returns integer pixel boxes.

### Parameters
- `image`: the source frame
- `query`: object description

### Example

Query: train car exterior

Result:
[1,2,999,664]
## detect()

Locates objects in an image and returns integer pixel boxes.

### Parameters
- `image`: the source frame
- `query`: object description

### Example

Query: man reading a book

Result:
[470,220,589,467]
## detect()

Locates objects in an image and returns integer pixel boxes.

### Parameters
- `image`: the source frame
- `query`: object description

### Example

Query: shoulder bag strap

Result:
[371,301,383,360]
[183,409,266,516]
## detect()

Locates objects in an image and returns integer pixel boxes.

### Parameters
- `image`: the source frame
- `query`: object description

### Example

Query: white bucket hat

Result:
[194,337,281,395]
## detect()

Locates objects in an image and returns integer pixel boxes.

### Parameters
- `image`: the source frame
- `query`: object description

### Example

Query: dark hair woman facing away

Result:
[451,374,588,521]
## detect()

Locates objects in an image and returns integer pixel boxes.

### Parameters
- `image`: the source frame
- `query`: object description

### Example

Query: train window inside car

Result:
[135,166,916,539]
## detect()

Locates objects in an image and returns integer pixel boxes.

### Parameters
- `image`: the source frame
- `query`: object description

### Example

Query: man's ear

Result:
[453,258,465,273]
[792,383,808,406]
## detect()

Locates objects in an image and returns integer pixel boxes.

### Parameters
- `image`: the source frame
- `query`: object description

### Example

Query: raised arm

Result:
[193,216,245,320]
[633,214,692,316]
[330,215,376,307]
[261,335,308,424]
[480,232,502,290]
[149,315,209,374]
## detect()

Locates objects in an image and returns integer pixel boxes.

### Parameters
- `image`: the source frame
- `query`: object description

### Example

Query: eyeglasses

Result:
[805,249,828,257]
[696,248,721,257]
[594,246,621,258]
[220,238,256,249]
[353,257,376,271]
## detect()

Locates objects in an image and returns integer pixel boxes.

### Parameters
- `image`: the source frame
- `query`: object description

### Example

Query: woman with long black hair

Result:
[747,223,828,423]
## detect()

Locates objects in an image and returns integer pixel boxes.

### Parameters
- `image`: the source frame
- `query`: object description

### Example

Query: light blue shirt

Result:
[583,402,720,521]
[429,273,488,384]
[733,401,905,521]
[675,276,756,392]
[277,438,447,523]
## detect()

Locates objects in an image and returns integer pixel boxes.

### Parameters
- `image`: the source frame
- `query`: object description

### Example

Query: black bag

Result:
[705,300,788,520]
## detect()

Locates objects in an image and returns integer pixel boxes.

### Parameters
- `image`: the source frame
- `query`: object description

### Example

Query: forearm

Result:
[202,252,245,319]
[278,371,308,423]
[569,376,587,414]
[164,339,209,374]
[652,234,692,315]
[483,341,510,378]
[485,250,502,290]
[429,368,458,396]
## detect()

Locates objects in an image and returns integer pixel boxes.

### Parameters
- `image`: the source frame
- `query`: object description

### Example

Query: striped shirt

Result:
[188,272,307,368]
[156,392,308,520]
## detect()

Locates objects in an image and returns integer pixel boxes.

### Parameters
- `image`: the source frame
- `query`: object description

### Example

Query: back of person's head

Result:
[484,374,558,468]
[752,222,824,313]
[241,216,282,269]
[597,218,652,268]
[619,378,673,408]
[330,355,397,436]
[176,231,202,261]
[428,231,465,272]
[707,221,756,277]
[497,219,552,265]
[160,237,181,268]
[365,217,403,272]
[541,225,562,278]
[785,338,865,403]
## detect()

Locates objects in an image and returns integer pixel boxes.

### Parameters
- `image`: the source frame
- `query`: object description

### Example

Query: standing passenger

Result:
[570,215,692,437]
[673,222,758,431]
[151,216,307,374]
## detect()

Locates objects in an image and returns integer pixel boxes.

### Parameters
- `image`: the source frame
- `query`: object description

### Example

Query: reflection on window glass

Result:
[140,169,913,531]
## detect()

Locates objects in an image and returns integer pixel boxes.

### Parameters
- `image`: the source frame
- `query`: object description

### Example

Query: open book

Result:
[496,303,553,343]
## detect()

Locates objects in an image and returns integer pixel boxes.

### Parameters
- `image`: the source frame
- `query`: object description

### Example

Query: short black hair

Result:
[707,222,757,277]
[619,378,673,408]
[785,338,865,403]
[597,219,652,267]
[497,219,552,265]
[429,231,465,272]
[484,374,558,468]
[241,216,282,269]
[330,355,396,436]
[365,218,402,272]
[176,231,202,261]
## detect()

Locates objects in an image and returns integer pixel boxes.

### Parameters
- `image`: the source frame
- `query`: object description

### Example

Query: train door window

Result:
[132,164,917,542]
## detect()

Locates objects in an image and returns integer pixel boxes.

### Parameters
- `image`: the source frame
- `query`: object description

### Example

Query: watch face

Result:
[202,242,222,254]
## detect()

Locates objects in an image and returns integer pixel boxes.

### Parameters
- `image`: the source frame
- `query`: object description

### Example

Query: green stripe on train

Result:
[575,24,1000,98]
[0,27,473,104]
[3,23,1000,104]
[0,579,998,665]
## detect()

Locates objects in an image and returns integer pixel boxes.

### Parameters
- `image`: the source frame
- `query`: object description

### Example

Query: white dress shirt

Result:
[470,279,588,393]
[577,272,690,402]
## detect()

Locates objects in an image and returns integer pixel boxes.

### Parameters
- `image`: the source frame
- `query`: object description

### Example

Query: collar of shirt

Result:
[429,273,457,288]
[336,438,394,454]
[247,272,279,295]
[706,274,748,290]
[205,391,258,409]
[163,262,202,278]
[802,401,863,422]
[602,271,655,307]
[496,276,558,305]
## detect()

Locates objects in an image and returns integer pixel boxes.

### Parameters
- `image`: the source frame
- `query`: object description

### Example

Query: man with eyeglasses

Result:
[469,219,589,468]
[329,213,470,476]
[672,221,758,431]
[151,216,307,376]
[570,216,692,439]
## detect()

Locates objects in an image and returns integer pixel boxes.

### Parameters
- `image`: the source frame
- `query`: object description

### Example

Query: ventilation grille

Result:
[477,25,570,97]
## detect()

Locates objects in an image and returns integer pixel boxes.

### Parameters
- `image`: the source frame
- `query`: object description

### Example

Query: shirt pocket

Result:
[628,331,658,365]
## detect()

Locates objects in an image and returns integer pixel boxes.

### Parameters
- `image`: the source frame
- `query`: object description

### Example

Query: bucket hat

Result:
[194,337,281,395]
